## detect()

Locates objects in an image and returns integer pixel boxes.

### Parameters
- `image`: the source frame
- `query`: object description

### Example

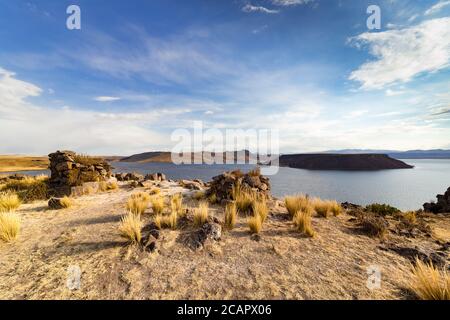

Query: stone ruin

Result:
[423,187,450,214]
[206,169,271,202]
[48,150,112,196]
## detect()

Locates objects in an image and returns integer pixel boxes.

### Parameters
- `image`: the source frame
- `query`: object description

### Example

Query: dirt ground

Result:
[0,182,449,300]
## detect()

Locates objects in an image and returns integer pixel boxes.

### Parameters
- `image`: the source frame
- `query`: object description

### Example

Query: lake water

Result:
[6,159,450,211]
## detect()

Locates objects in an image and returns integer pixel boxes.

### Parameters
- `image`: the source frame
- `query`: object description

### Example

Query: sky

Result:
[0,0,449,155]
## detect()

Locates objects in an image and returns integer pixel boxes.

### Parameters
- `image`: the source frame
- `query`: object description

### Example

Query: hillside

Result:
[0,155,49,173]
[120,151,254,163]
[327,149,450,159]
[278,154,413,171]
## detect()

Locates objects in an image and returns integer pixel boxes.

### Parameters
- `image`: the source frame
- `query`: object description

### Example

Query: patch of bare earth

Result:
[1,185,448,300]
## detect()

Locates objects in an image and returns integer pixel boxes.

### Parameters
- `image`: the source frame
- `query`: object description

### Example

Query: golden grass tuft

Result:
[59,196,73,209]
[155,212,178,230]
[329,200,343,216]
[232,182,256,214]
[402,211,417,225]
[126,193,150,215]
[0,192,21,213]
[119,212,142,244]
[1,176,48,202]
[284,194,312,218]
[409,259,449,300]
[248,214,262,234]
[151,196,165,215]
[0,211,21,242]
[313,198,333,218]
[192,190,205,200]
[293,208,315,237]
[208,193,218,205]
[224,202,237,230]
[194,201,209,226]
[149,187,161,195]
[170,193,183,215]
[99,181,118,192]
[252,197,269,223]
[82,185,95,195]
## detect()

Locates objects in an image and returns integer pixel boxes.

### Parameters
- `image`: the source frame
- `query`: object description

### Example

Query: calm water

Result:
[6,159,450,211]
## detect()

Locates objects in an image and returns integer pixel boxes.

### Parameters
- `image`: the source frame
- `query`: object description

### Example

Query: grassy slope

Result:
[0,156,49,173]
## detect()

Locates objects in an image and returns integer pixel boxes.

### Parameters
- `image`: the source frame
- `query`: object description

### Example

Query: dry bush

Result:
[329,200,343,216]
[0,191,21,213]
[126,193,150,215]
[155,212,178,230]
[252,197,268,223]
[284,194,312,218]
[170,193,183,215]
[2,176,48,202]
[82,185,95,195]
[119,212,142,244]
[192,190,205,200]
[73,154,104,166]
[358,214,388,239]
[248,214,262,234]
[402,211,417,225]
[151,196,165,215]
[224,202,237,230]
[194,201,209,226]
[60,196,73,209]
[208,193,218,205]
[99,181,118,192]
[149,187,161,195]
[313,198,333,218]
[409,259,449,300]
[293,207,315,237]
[233,182,256,214]
[0,211,21,242]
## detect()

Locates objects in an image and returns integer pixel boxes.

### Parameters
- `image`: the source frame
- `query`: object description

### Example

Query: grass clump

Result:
[248,214,262,234]
[194,202,209,226]
[119,212,142,244]
[126,193,150,215]
[232,182,256,214]
[192,190,205,201]
[170,193,183,215]
[99,181,119,192]
[151,196,165,215]
[284,194,311,218]
[59,196,73,209]
[409,259,449,300]
[82,185,95,195]
[0,211,21,242]
[358,214,388,239]
[208,193,218,205]
[365,203,400,216]
[1,176,48,202]
[248,167,261,177]
[402,211,417,225]
[73,154,104,166]
[252,198,268,223]
[155,212,178,230]
[224,202,237,230]
[293,208,315,237]
[149,187,161,195]
[0,191,21,212]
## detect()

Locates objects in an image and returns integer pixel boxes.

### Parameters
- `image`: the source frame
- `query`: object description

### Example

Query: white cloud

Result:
[425,1,450,16]
[349,18,450,89]
[94,96,121,102]
[242,4,279,14]
[271,0,313,6]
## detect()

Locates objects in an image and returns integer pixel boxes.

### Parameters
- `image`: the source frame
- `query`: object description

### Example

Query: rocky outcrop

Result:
[423,187,450,214]
[114,172,166,182]
[48,151,111,196]
[206,169,270,201]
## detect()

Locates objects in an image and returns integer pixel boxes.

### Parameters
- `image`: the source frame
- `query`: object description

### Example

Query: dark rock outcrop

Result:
[423,187,450,214]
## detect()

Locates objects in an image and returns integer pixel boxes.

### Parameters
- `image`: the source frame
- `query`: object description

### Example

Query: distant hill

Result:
[326,149,450,159]
[278,154,413,171]
[119,150,256,163]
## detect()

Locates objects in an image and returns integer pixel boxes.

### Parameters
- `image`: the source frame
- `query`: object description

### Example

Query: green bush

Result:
[365,203,400,216]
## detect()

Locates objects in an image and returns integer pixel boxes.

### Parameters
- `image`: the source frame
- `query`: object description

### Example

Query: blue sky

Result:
[0,0,449,155]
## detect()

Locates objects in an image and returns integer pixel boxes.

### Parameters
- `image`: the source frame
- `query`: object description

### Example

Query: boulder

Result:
[423,187,450,214]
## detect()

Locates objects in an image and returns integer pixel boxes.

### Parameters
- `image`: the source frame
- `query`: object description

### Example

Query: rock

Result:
[250,234,261,242]
[201,222,221,241]
[185,222,222,250]
[180,179,203,190]
[48,197,66,210]
[423,187,450,214]
[125,172,144,181]
[144,173,166,181]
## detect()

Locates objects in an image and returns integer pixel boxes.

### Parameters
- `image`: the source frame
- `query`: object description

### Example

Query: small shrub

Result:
[119,212,142,244]
[252,198,268,223]
[224,202,237,230]
[358,215,388,239]
[409,259,449,300]
[365,203,400,216]
[170,193,183,215]
[192,190,205,201]
[293,208,315,237]
[313,198,332,218]
[151,196,165,215]
[233,183,256,214]
[155,212,178,230]
[149,187,161,195]
[59,196,73,209]
[99,181,118,192]
[2,176,48,202]
[126,194,149,215]
[284,194,311,218]
[329,200,343,216]
[208,193,218,205]
[248,214,262,234]
[0,211,21,242]
[194,202,209,226]
[0,192,21,212]
[402,211,417,225]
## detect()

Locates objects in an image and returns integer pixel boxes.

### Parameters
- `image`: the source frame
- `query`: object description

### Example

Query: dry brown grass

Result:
[248,214,262,234]
[329,200,343,216]
[194,202,209,226]
[192,190,205,201]
[59,196,73,209]
[73,154,104,166]
[402,211,417,225]
[1,175,48,202]
[149,187,161,195]
[82,185,95,195]
[252,197,269,223]
[170,193,183,215]
[248,167,261,177]
[233,182,256,214]
[208,193,218,205]
[409,259,450,300]
[0,191,21,213]
[293,208,315,237]
[358,214,388,239]
[119,213,142,244]
[284,194,312,218]
[155,212,178,230]
[224,202,237,230]
[126,193,150,215]
[151,196,165,215]
[99,181,118,192]
[313,198,333,218]
[0,211,21,242]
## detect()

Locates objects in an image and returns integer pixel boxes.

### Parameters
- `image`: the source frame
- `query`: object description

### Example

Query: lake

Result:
[6,159,450,211]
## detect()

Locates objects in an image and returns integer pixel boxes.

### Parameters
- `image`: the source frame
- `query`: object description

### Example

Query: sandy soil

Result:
[0,183,448,300]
